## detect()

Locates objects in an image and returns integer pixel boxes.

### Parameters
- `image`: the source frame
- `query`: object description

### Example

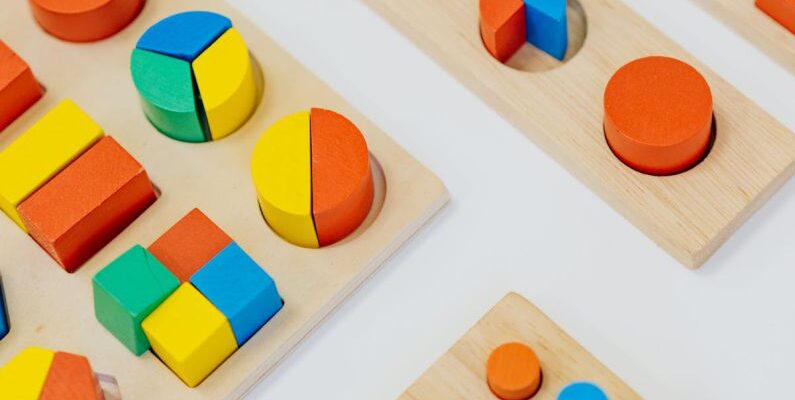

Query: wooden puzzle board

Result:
[693,0,795,75]
[400,293,640,399]
[0,1,448,399]
[365,0,795,268]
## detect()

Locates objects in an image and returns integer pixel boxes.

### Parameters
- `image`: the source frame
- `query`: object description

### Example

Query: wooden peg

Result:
[486,342,542,400]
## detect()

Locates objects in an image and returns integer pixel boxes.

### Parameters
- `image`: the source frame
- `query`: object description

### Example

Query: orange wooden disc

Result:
[604,56,713,175]
[310,108,373,247]
[486,342,542,400]
[756,0,795,33]
[29,0,145,42]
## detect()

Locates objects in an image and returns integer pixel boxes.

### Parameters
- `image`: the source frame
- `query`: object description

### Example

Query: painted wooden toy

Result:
[479,0,568,61]
[131,11,257,142]
[0,277,8,341]
[0,40,42,131]
[251,108,373,248]
[29,0,144,42]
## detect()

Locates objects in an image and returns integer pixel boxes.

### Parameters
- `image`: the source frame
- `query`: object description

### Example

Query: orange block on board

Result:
[29,0,145,42]
[0,41,43,131]
[479,0,526,62]
[486,342,542,400]
[310,108,374,247]
[148,209,233,282]
[756,0,795,33]
[604,56,713,175]
[40,351,104,400]
[18,136,157,272]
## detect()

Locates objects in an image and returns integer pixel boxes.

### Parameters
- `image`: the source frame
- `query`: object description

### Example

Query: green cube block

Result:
[93,245,179,355]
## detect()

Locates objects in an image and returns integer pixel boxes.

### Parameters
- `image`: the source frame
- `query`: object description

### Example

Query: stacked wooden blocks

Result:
[0,40,42,131]
[0,347,108,400]
[0,99,157,271]
[93,209,283,387]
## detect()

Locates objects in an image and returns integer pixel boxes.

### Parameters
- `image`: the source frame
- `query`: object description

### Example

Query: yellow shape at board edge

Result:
[251,111,319,248]
[192,28,257,141]
[0,99,104,231]
[0,346,55,399]
[141,284,237,387]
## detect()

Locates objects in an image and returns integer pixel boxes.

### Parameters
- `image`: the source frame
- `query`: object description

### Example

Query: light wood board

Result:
[400,293,640,399]
[693,0,795,75]
[365,0,795,268]
[0,1,448,399]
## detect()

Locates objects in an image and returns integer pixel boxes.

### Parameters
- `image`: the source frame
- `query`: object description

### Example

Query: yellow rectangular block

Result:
[0,346,55,400]
[0,99,104,230]
[141,283,237,387]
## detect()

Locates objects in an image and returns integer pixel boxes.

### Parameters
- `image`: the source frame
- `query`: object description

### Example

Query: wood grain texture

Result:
[365,0,795,268]
[399,293,639,400]
[693,0,795,74]
[0,1,448,398]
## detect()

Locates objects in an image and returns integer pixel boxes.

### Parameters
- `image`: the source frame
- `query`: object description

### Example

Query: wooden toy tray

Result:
[365,0,795,268]
[400,293,639,399]
[693,0,795,75]
[0,1,448,399]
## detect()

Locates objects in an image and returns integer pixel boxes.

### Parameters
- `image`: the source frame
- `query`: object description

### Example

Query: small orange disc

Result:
[29,0,145,42]
[604,56,713,175]
[486,342,542,400]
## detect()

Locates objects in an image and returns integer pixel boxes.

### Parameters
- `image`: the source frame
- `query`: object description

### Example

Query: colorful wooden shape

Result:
[93,245,180,355]
[756,0,795,33]
[136,11,232,62]
[148,209,233,282]
[0,347,54,399]
[524,0,568,60]
[190,242,283,346]
[0,41,43,131]
[193,28,256,140]
[479,0,527,62]
[18,137,157,272]
[310,108,374,246]
[141,283,237,387]
[0,277,8,341]
[604,56,713,175]
[29,0,144,42]
[251,111,318,248]
[486,342,542,400]
[131,49,207,143]
[40,351,104,400]
[0,99,103,230]
[558,382,608,400]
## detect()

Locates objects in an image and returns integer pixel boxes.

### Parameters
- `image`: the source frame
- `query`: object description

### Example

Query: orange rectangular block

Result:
[18,136,157,272]
[0,40,43,131]
[479,0,526,62]
[40,351,104,400]
[757,0,795,33]
[148,209,232,282]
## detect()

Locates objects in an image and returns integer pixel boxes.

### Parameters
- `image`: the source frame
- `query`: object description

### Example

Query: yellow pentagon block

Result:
[0,346,55,399]
[193,28,256,140]
[0,99,103,230]
[141,283,237,387]
[251,111,318,248]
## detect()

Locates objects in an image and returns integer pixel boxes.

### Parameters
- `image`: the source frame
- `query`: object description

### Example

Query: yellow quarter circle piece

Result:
[0,346,55,399]
[141,283,237,387]
[192,28,257,141]
[0,99,103,230]
[251,111,319,248]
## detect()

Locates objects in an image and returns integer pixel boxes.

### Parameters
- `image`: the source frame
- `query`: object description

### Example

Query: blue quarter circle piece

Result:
[557,382,609,400]
[136,11,232,62]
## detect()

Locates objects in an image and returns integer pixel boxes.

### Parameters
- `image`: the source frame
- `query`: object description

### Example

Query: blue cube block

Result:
[136,11,232,62]
[524,0,568,60]
[190,242,283,345]
[0,278,8,340]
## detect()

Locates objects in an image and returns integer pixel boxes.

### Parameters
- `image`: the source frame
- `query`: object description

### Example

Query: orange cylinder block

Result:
[486,342,542,400]
[756,0,795,33]
[29,0,145,42]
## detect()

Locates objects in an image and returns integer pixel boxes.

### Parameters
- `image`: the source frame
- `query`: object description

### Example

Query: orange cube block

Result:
[0,40,43,131]
[756,0,795,33]
[18,136,157,272]
[479,0,527,62]
[148,209,232,282]
[40,351,104,400]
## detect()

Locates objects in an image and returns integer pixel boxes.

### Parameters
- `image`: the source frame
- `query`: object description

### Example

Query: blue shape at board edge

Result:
[557,381,609,400]
[135,11,232,62]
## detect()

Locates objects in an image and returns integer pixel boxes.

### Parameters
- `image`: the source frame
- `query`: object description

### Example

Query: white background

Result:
[226,1,795,399]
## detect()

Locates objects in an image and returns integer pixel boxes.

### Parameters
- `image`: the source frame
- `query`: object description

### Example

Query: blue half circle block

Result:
[557,382,609,400]
[0,277,8,340]
[524,0,568,60]
[136,11,233,62]
[190,242,283,346]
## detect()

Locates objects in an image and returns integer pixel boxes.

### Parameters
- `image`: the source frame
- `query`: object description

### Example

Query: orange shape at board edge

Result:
[486,342,542,400]
[479,0,527,62]
[756,0,795,33]
[604,56,713,176]
[29,0,145,42]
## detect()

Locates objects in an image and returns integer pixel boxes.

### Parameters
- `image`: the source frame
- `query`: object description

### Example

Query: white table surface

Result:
[226,1,795,399]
